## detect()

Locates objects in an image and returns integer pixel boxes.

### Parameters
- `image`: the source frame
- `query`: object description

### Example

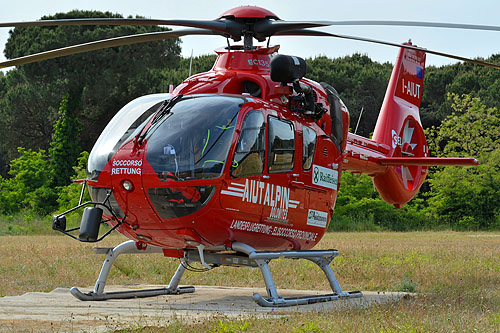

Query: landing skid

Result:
[70,240,361,306]
[70,240,195,301]
[230,242,362,307]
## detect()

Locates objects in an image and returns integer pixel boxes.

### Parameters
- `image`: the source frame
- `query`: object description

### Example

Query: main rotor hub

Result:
[218,6,280,20]
[216,6,283,48]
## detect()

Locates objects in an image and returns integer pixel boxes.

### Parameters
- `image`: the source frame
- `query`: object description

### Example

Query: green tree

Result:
[49,94,82,187]
[0,10,181,163]
[56,151,90,213]
[0,73,8,177]
[0,148,90,217]
[426,94,500,157]
[425,149,500,229]
[0,70,65,169]
[420,64,460,128]
[154,54,218,88]
[420,55,500,128]
[0,71,5,95]
[306,54,392,137]
[424,94,500,229]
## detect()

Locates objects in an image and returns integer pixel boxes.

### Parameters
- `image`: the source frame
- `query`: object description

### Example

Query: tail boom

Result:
[343,136,479,208]
[378,157,479,166]
[343,134,478,175]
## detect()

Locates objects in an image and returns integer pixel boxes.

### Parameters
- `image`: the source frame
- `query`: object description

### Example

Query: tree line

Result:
[0,10,499,231]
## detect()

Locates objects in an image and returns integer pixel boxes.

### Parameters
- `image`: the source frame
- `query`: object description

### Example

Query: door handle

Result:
[289,180,304,189]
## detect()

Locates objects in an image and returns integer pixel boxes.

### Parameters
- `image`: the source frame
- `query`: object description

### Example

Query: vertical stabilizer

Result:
[371,44,428,207]
[372,43,426,148]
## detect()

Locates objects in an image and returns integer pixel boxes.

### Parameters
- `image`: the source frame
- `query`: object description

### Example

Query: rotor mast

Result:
[217,6,280,50]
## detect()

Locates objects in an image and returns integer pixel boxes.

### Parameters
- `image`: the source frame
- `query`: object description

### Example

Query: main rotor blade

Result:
[320,20,500,32]
[265,20,500,33]
[255,19,500,39]
[0,18,244,40]
[0,28,222,69]
[276,29,500,70]
[0,17,222,29]
[253,21,331,39]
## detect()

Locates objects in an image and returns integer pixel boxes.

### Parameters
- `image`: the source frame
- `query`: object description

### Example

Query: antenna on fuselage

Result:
[188,49,193,77]
[354,107,364,135]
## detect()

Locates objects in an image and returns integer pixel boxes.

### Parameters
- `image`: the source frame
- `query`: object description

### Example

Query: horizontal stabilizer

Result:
[377,157,479,166]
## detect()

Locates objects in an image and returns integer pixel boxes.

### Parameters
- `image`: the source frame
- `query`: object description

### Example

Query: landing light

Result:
[121,179,134,192]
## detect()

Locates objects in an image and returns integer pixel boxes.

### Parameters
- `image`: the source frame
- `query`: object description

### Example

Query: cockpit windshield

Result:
[145,95,243,181]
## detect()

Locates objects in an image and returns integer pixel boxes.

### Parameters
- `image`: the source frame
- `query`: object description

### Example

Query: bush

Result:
[424,148,500,230]
[0,210,53,235]
[329,173,429,231]
[0,149,88,208]
[0,148,57,215]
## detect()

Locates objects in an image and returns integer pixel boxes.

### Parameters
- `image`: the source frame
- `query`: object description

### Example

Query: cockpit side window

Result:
[112,102,161,154]
[87,93,170,181]
[268,117,295,173]
[231,110,265,178]
[302,125,317,170]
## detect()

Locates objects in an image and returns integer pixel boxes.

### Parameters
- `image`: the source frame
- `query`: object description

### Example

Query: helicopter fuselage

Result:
[86,45,349,252]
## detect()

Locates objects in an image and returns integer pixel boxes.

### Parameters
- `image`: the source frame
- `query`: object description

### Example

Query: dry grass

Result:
[1,232,500,331]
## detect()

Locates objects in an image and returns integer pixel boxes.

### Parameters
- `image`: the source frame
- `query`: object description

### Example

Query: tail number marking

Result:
[402,79,421,99]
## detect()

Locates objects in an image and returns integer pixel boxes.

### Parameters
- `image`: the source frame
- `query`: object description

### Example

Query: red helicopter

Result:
[1,6,498,307]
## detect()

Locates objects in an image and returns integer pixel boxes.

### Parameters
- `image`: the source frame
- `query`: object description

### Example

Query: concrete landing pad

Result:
[0,285,410,332]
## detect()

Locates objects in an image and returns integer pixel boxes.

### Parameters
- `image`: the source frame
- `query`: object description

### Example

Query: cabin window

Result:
[302,125,316,170]
[231,110,266,178]
[268,117,295,173]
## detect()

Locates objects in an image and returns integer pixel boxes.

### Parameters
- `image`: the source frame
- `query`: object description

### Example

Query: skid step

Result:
[253,291,363,307]
[70,286,195,301]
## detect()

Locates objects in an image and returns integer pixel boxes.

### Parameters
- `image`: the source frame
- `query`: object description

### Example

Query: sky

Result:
[0,0,499,72]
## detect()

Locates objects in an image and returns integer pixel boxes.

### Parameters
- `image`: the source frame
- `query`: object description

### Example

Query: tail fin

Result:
[368,44,478,207]
[373,42,426,149]
[371,44,429,207]
[344,43,478,208]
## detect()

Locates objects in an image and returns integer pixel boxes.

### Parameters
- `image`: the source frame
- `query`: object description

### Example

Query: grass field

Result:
[1,232,500,331]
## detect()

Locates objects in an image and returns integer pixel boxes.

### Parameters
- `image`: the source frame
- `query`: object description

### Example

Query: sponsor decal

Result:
[307,209,328,228]
[312,165,338,190]
[392,130,402,149]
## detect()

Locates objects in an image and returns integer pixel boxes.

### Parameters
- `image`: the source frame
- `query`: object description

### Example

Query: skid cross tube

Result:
[231,242,362,307]
[70,240,195,301]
